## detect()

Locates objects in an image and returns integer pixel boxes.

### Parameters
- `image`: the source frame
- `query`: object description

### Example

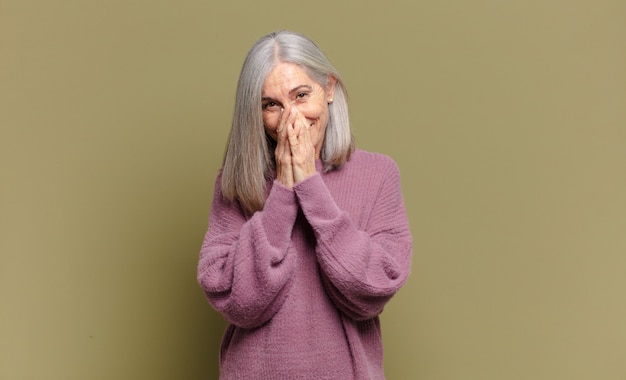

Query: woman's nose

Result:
[282,102,294,114]
[281,103,299,120]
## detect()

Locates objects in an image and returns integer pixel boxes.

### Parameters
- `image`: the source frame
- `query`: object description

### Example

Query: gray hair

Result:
[221,30,354,213]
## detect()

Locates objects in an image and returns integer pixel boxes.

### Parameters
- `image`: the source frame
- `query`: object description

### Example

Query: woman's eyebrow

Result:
[261,85,313,102]
[289,85,313,95]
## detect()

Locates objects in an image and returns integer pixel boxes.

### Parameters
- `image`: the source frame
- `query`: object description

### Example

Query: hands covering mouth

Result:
[274,107,319,189]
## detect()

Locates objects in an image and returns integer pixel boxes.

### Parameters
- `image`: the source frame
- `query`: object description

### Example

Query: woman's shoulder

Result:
[349,148,400,171]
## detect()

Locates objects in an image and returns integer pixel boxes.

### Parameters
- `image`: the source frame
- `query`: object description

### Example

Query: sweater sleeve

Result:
[293,161,412,321]
[197,176,299,328]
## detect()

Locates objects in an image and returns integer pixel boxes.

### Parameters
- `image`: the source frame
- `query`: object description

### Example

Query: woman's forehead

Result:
[262,63,324,98]
[264,63,315,88]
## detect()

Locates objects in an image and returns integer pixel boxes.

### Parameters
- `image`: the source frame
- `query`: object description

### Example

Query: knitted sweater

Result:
[198,149,412,379]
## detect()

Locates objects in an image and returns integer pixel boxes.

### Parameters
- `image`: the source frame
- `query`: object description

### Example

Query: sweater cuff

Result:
[261,180,298,247]
[293,173,341,222]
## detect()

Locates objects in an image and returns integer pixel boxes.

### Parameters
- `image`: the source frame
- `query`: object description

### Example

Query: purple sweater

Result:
[198,149,412,379]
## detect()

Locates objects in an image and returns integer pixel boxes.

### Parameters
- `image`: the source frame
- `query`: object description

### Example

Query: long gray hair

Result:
[221,30,354,214]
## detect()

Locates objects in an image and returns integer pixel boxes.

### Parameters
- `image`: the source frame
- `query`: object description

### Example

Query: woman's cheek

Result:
[295,103,322,121]
[263,118,278,139]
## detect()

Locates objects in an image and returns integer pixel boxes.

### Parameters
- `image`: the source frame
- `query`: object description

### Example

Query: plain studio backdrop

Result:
[1,0,625,379]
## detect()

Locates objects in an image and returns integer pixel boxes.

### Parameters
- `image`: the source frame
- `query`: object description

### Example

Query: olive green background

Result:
[2,0,625,379]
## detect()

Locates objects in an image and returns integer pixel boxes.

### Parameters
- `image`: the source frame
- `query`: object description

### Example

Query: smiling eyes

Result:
[262,92,310,111]
[262,101,278,110]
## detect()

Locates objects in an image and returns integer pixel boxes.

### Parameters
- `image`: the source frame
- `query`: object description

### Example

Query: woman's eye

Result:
[296,92,308,99]
[262,101,278,110]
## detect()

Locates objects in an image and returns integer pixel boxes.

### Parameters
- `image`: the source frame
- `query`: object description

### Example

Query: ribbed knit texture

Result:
[198,149,412,380]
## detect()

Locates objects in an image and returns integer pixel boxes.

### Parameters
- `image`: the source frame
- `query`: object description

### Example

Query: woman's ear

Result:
[326,75,337,103]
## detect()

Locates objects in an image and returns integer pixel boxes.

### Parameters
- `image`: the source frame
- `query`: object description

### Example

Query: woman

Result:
[198,30,412,379]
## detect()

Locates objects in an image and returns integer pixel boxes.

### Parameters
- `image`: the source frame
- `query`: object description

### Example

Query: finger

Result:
[275,109,290,156]
[287,120,299,149]
[276,127,292,159]
[292,108,313,149]
[276,107,286,136]
[290,107,306,137]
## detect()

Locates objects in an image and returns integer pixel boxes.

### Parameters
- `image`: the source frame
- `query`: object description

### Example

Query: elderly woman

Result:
[198,30,412,379]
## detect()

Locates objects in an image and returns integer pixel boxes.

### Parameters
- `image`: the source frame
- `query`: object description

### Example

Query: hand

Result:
[287,107,317,184]
[275,108,295,188]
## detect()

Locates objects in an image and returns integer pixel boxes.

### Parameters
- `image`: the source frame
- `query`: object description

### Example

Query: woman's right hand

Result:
[275,107,295,189]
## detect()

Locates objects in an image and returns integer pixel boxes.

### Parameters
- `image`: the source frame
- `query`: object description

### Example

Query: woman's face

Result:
[262,62,336,158]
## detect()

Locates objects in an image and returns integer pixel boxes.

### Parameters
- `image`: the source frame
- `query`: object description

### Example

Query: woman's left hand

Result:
[287,107,317,184]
